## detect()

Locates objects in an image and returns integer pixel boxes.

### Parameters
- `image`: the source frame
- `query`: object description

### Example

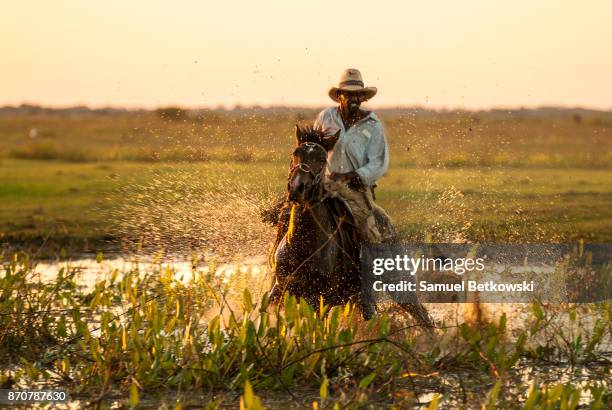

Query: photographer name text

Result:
[372,280,535,293]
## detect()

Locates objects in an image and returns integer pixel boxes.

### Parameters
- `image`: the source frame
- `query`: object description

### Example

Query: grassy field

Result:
[1,108,611,254]
[0,108,610,408]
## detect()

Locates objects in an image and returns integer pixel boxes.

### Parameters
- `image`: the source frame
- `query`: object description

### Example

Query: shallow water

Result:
[30,255,607,335]
[33,254,270,291]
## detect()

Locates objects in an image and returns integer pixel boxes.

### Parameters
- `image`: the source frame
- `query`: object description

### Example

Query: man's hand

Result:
[329,171,365,191]
[329,171,356,183]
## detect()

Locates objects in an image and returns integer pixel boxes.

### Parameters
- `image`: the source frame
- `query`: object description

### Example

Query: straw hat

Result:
[328,68,377,103]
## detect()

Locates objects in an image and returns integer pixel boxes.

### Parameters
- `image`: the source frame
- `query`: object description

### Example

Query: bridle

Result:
[288,141,328,203]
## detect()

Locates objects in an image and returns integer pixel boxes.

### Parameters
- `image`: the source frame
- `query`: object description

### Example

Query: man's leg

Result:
[372,203,397,243]
[323,179,381,243]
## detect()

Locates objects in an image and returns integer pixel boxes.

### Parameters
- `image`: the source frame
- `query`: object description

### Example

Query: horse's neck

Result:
[289,203,332,246]
[307,202,332,234]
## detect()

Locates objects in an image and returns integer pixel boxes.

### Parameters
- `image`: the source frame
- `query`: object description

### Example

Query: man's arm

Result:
[354,122,389,186]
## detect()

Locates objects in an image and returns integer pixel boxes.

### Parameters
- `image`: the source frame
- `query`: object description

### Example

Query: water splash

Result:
[107,166,279,260]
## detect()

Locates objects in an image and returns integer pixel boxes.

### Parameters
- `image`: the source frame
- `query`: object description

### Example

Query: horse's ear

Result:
[295,124,304,144]
[322,129,341,150]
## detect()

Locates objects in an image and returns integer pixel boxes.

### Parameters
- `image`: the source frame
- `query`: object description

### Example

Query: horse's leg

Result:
[268,234,289,304]
[270,204,292,261]
[268,203,294,304]
[268,281,283,304]
[359,299,377,320]
[260,194,287,226]
[398,302,435,328]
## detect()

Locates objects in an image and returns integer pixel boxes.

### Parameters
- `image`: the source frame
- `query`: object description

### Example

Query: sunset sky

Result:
[2,0,611,109]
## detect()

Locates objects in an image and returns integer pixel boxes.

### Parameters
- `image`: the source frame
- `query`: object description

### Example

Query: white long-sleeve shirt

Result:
[314,107,389,186]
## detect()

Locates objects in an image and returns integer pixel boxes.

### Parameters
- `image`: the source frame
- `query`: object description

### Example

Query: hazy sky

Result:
[2,0,611,109]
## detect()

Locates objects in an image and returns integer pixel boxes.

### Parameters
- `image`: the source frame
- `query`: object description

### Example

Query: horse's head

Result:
[288,125,340,203]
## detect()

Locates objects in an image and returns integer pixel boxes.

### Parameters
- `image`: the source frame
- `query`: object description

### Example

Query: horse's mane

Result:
[296,125,339,151]
[297,125,326,142]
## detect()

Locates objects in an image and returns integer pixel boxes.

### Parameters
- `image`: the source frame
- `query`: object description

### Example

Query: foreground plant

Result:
[0,254,610,408]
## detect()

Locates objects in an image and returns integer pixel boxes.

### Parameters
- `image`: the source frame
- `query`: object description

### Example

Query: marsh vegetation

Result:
[0,254,609,408]
[0,107,610,407]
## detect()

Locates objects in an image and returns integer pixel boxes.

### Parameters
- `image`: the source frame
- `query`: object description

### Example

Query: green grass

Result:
[382,167,612,242]
[0,158,610,254]
[0,110,611,252]
[2,110,612,168]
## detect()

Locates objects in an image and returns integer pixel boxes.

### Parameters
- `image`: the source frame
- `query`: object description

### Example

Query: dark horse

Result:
[268,126,363,309]
[268,125,434,325]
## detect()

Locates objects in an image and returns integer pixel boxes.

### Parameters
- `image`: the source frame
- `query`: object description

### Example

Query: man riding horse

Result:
[316,68,395,243]
[262,68,395,243]
[262,69,433,325]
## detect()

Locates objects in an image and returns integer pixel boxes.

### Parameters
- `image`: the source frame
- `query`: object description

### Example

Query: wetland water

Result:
[31,253,611,347]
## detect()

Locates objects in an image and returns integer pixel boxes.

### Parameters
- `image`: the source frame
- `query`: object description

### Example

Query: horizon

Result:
[3,102,612,113]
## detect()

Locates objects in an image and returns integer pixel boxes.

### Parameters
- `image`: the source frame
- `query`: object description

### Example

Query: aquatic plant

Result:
[0,254,609,408]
